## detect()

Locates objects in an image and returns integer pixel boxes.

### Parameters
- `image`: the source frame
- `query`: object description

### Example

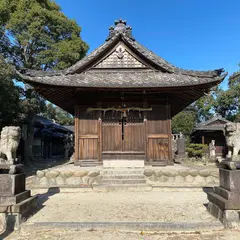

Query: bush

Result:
[186,144,208,158]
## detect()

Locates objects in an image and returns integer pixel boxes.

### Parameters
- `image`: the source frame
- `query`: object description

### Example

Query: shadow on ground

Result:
[0,187,60,240]
[24,159,70,177]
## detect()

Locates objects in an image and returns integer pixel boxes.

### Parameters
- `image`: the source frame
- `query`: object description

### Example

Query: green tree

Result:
[172,108,197,136]
[0,0,88,70]
[214,71,240,121]
[0,0,88,164]
[43,103,74,125]
[0,56,20,129]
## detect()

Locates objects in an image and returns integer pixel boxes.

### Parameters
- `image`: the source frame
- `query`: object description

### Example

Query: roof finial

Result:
[106,19,134,41]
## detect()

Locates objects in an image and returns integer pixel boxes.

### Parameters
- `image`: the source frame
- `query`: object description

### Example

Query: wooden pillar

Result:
[98,118,102,162]
[202,135,205,145]
[144,118,148,162]
[167,105,173,163]
[74,107,79,161]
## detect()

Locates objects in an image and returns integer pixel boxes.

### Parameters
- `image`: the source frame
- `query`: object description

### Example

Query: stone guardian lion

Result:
[0,126,21,164]
[224,122,240,160]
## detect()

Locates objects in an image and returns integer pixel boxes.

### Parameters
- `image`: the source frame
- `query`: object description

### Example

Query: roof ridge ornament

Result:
[106,19,135,41]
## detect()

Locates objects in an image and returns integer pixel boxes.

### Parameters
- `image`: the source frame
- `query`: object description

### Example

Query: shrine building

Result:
[18,19,227,166]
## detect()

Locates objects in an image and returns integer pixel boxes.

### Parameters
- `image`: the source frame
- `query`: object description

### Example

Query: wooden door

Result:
[146,106,172,162]
[123,111,145,152]
[75,109,99,160]
[102,111,145,158]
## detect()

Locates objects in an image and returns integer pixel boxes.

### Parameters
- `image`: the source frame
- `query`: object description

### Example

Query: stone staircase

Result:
[75,160,102,167]
[93,167,152,191]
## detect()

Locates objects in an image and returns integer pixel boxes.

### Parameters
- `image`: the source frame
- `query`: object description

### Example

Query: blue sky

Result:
[55,0,240,89]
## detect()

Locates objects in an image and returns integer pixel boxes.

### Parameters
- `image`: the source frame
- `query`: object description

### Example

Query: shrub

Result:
[186,144,208,158]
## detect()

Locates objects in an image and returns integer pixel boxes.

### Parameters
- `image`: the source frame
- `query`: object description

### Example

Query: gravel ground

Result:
[23,190,218,223]
[4,189,239,239]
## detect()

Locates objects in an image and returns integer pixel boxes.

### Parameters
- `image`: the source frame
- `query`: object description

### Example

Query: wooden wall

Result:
[74,104,172,163]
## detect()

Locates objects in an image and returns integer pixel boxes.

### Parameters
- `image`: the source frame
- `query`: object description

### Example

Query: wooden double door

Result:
[102,112,145,159]
[75,106,172,163]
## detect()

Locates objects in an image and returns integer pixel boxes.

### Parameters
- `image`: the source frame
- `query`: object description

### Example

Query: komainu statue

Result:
[224,122,240,160]
[0,126,21,164]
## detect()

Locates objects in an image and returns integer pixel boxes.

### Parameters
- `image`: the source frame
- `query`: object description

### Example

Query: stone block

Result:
[189,169,198,177]
[143,169,153,177]
[175,175,184,183]
[61,170,73,178]
[207,201,223,220]
[39,177,49,186]
[168,170,178,177]
[0,174,25,196]
[159,175,168,182]
[220,169,240,191]
[36,171,45,178]
[208,191,240,210]
[185,175,194,183]
[199,169,210,177]
[214,187,240,209]
[82,176,90,184]
[178,169,189,177]
[74,170,88,177]
[45,171,59,179]
[194,175,204,184]
[0,213,6,234]
[154,170,163,177]
[0,190,30,205]
[149,176,158,182]
[88,171,100,177]
[48,178,56,186]
[66,177,83,186]
[223,210,240,229]
[55,176,65,185]
[206,176,216,185]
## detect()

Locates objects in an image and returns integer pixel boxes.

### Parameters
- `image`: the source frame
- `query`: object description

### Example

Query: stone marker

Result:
[207,161,240,228]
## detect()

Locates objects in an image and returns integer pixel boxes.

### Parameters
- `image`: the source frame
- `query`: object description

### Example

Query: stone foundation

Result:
[207,168,240,229]
[0,172,37,231]
[144,168,218,186]
[31,170,101,188]
[29,167,218,188]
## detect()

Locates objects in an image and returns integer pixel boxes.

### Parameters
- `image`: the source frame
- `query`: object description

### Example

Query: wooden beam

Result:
[74,107,79,160]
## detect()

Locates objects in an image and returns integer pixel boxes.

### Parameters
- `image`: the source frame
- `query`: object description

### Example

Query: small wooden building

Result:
[191,116,230,157]
[18,19,226,166]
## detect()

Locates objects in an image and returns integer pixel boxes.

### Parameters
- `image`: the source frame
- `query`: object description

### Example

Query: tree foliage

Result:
[0,0,88,163]
[186,144,208,158]
[0,56,20,129]
[43,103,74,125]
[193,71,240,122]
[0,0,88,70]
[172,108,197,136]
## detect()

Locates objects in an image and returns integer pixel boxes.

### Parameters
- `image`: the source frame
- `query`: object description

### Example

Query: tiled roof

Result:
[17,19,226,88]
[17,70,226,88]
[193,115,231,132]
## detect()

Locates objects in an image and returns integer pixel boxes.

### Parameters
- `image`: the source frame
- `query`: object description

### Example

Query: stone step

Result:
[102,169,144,175]
[22,220,223,232]
[103,160,144,168]
[77,161,102,167]
[93,184,152,192]
[151,162,167,167]
[99,175,145,180]
[100,179,146,185]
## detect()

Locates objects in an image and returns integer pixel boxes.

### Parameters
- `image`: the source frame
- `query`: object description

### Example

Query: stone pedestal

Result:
[207,168,240,228]
[176,138,185,156]
[0,165,37,232]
